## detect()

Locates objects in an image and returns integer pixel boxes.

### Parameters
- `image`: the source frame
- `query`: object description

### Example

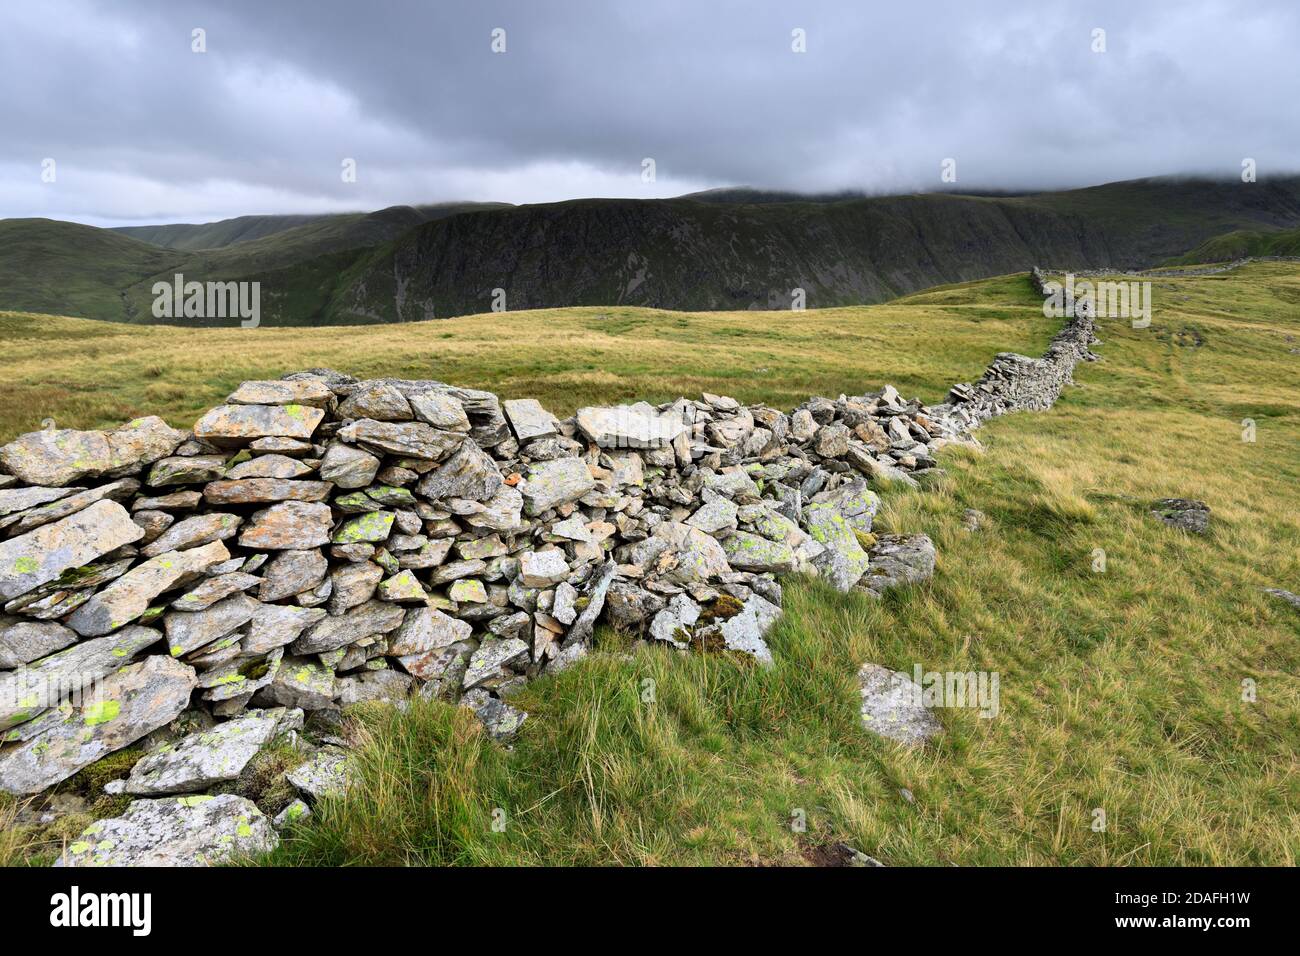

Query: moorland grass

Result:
[3,264,1298,865]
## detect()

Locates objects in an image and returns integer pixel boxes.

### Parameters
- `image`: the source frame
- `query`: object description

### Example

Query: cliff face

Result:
[335,178,1300,321]
[5,177,1300,325]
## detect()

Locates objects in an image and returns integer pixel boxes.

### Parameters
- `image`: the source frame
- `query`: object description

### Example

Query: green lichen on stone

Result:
[82,700,121,726]
[333,510,395,544]
[12,555,39,575]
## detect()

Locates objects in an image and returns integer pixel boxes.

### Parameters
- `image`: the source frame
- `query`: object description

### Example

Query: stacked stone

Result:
[941,270,1101,424]
[0,369,954,820]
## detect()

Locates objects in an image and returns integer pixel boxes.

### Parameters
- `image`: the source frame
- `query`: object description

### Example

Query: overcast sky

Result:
[2,0,1297,226]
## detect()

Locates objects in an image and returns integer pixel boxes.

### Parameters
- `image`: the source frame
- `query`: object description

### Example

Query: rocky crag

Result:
[0,271,1099,864]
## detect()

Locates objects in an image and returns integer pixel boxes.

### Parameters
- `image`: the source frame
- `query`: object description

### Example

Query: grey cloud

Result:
[1,0,1296,225]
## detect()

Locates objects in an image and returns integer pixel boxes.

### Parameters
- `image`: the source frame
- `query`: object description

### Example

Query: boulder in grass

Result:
[1151,498,1210,534]
[857,663,943,746]
[54,794,276,867]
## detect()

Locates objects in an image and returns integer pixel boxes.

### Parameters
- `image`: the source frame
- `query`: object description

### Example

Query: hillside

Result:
[3,177,1300,325]
[111,201,511,252]
[1166,225,1300,264]
[335,177,1300,321]
[3,263,1298,866]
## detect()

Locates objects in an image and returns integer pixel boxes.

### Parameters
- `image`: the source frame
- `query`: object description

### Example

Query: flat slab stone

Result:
[575,404,688,449]
[203,479,333,505]
[0,499,144,602]
[0,655,197,794]
[0,625,162,731]
[0,485,76,517]
[0,416,183,486]
[227,379,335,407]
[164,592,261,657]
[125,713,280,794]
[238,501,333,550]
[3,479,140,536]
[292,599,406,655]
[0,617,77,668]
[54,794,277,866]
[337,419,462,461]
[65,539,230,637]
[139,512,241,558]
[194,404,325,445]
[857,662,943,746]
[503,398,558,442]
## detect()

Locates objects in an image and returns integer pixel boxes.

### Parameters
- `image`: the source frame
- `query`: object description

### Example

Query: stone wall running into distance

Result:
[0,269,1100,865]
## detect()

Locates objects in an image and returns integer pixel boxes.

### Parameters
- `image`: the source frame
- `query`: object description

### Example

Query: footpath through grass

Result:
[3,266,1298,865]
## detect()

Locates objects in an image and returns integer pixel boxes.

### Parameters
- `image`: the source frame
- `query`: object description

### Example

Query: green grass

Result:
[1166,225,1300,265]
[5,263,1299,866]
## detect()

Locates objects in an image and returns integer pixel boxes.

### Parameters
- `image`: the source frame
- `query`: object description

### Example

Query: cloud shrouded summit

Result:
[1,0,1297,225]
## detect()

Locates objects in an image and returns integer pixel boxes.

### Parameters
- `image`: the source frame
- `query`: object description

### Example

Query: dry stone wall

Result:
[0,269,1098,864]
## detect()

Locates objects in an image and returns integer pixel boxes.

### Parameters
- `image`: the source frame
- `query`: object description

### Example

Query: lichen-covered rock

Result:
[286,747,351,800]
[0,625,162,731]
[333,510,395,545]
[0,617,77,668]
[65,539,230,637]
[463,637,528,688]
[124,712,279,794]
[54,794,277,866]
[859,534,936,596]
[415,439,502,502]
[722,531,798,573]
[0,416,183,487]
[520,458,596,515]
[697,593,781,665]
[1151,498,1210,534]
[461,687,527,740]
[0,499,144,602]
[254,655,336,710]
[238,501,333,550]
[576,403,687,449]
[857,663,943,745]
[0,655,197,794]
[193,403,325,445]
